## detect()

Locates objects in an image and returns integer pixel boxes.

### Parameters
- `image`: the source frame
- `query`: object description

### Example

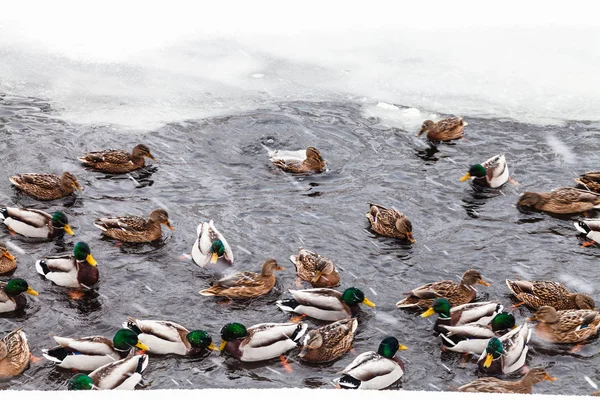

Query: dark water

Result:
[0,92,600,393]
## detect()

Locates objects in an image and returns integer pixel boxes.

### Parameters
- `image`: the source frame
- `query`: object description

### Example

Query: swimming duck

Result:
[290,248,340,288]
[574,218,600,247]
[517,188,600,214]
[574,171,600,193]
[199,259,283,299]
[277,287,375,322]
[418,117,467,141]
[0,278,38,313]
[79,144,155,174]
[0,243,16,274]
[457,367,556,393]
[420,298,504,334]
[192,220,233,267]
[35,242,98,288]
[68,350,148,390]
[396,269,490,310]
[219,321,307,362]
[477,324,531,375]
[269,146,326,174]
[298,318,358,364]
[124,318,216,356]
[0,328,30,378]
[459,153,510,188]
[505,279,595,310]
[9,172,82,201]
[336,336,408,390]
[93,208,173,243]
[366,203,414,243]
[528,306,600,344]
[0,207,74,239]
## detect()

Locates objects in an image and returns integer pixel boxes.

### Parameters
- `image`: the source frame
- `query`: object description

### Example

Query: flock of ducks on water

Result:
[1,117,600,393]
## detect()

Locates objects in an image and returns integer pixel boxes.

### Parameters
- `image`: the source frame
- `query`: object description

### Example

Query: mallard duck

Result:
[67,350,148,390]
[0,278,38,313]
[420,298,504,334]
[457,367,556,393]
[574,171,600,193]
[418,117,467,141]
[192,220,234,267]
[93,208,173,243]
[459,153,510,188]
[219,321,307,362]
[517,188,600,214]
[42,329,149,371]
[79,144,155,174]
[477,324,531,375]
[298,318,358,364]
[124,318,216,356]
[336,336,408,390]
[396,269,490,310]
[290,248,340,288]
[269,146,326,174]
[506,279,595,310]
[528,306,600,344]
[366,203,414,243]
[0,207,74,239]
[9,172,82,200]
[35,241,98,288]
[199,259,283,299]
[0,328,30,378]
[574,218,600,247]
[0,242,16,274]
[276,287,375,322]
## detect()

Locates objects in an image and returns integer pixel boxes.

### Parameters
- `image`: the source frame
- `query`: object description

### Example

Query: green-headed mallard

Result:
[396,269,490,310]
[219,322,307,362]
[506,279,595,310]
[298,318,358,364]
[79,144,155,174]
[290,248,340,288]
[457,366,556,393]
[418,117,467,141]
[199,259,283,299]
[366,203,414,243]
[0,207,74,239]
[336,336,408,390]
[0,328,30,378]
[67,350,148,390]
[517,188,600,214]
[277,287,375,322]
[460,153,510,188]
[528,306,600,344]
[574,218,600,247]
[477,324,531,375]
[574,171,600,193]
[42,329,149,371]
[420,298,504,334]
[0,242,16,274]
[192,220,233,267]
[93,208,173,243]
[269,147,326,174]
[124,318,216,356]
[35,242,98,288]
[0,278,38,313]
[9,172,82,201]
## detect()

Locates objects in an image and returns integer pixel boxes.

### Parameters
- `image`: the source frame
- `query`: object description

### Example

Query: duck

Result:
[276,287,375,322]
[67,350,149,390]
[192,220,234,267]
[269,146,326,174]
[0,328,30,378]
[459,153,510,188]
[528,306,600,344]
[199,259,283,299]
[124,317,216,356]
[420,298,504,334]
[42,328,150,371]
[93,208,173,243]
[396,269,490,310]
[517,187,600,214]
[417,117,467,141]
[9,172,82,200]
[298,318,358,364]
[457,367,556,393]
[35,241,98,288]
[79,144,155,174]
[336,336,408,390]
[365,203,414,243]
[574,171,600,193]
[0,207,74,239]
[219,321,307,362]
[290,248,340,288]
[574,218,600,247]
[477,324,531,375]
[0,278,38,313]
[0,243,16,274]
[506,279,595,310]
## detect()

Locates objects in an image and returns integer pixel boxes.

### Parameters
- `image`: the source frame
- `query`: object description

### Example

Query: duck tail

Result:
[0,207,7,221]
[136,354,149,374]
[338,375,361,389]
[42,347,69,363]
[125,317,142,335]
[276,298,299,312]
[35,259,49,276]
[290,322,308,343]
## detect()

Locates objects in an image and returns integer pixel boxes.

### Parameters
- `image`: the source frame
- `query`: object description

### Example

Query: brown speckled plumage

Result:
[517,187,600,214]
[0,243,16,274]
[418,117,466,141]
[94,209,173,243]
[298,318,357,363]
[290,248,340,288]
[79,144,155,174]
[458,367,555,393]
[0,328,30,378]
[506,279,595,310]
[366,203,414,242]
[531,306,600,344]
[574,171,600,193]
[9,172,81,200]
[271,147,326,173]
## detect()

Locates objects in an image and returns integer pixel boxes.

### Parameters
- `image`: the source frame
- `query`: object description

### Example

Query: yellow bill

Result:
[478,279,490,287]
[64,224,75,236]
[27,287,39,296]
[420,308,435,318]
[311,270,324,284]
[210,252,219,264]
[3,250,15,261]
[219,341,227,351]
[483,353,494,368]
[398,344,408,351]
[208,342,218,351]
[362,298,376,307]
[545,374,557,382]
[86,254,97,267]
[136,341,150,351]
[165,221,175,231]
[460,173,471,182]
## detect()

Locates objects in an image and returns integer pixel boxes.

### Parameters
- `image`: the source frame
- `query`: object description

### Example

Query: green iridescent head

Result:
[424,298,451,319]
[490,313,516,332]
[112,329,149,352]
[68,373,94,390]
[186,330,217,350]
[209,239,225,263]
[220,322,248,341]
[482,337,504,368]
[341,287,375,307]
[51,211,74,235]
[377,336,408,358]
[460,164,487,182]
[5,278,38,297]
[73,242,96,266]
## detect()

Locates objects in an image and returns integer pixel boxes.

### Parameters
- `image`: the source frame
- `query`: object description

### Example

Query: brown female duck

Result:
[506,279,595,310]
[457,367,555,393]
[574,171,600,193]
[290,248,340,288]
[93,208,174,243]
[366,203,414,243]
[0,242,16,274]
[528,306,600,344]
[79,144,155,174]
[0,328,30,378]
[418,117,467,141]
[517,187,600,214]
[298,318,358,363]
[9,172,81,200]
[269,146,326,173]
